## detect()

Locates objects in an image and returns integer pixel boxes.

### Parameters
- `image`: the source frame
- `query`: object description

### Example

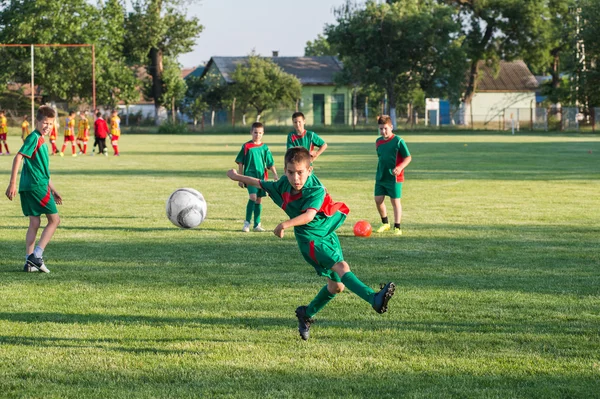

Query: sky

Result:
[177,0,348,68]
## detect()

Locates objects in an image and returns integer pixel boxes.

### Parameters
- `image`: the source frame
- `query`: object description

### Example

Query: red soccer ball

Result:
[353,220,372,237]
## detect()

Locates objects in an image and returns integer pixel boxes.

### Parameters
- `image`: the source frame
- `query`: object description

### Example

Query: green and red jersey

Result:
[286,130,325,152]
[18,130,51,192]
[235,141,274,179]
[260,176,349,242]
[375,134,411,183]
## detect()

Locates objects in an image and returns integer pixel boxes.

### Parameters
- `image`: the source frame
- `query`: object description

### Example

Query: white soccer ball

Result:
[166,188,207,229]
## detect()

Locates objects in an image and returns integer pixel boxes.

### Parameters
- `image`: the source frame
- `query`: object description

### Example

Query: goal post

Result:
[0,43,95,122]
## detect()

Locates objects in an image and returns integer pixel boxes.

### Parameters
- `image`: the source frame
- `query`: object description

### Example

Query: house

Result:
[200,55,352,126]
[460,60,539,125]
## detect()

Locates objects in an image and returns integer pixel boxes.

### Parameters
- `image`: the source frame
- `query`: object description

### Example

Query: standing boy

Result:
[21,115,30,142]
[76,111,89,155]
[0,110,9,155]
[234,122,278,232]
[227,147,396,340]
[286,112,327,162]
[374,115,412,235]
[94,111,109,156]
[60,111,77,157]
[5,105,62,273]
[109,109,121,156]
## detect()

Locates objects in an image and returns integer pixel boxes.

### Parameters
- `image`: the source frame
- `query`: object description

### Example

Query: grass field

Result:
[1,132,600,398]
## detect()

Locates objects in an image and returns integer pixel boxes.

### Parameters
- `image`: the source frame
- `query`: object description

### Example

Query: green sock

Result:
[341,272,375,305]
[245,200,254,223]
[306,285,336,318]
[253,203,262,227]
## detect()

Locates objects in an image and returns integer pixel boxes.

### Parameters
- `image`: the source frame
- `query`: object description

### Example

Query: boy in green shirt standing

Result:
[227,147,395,340]
[5,106,62,273]
[235,122,278,232]
[286,112,328,161]
[374,115,412,235]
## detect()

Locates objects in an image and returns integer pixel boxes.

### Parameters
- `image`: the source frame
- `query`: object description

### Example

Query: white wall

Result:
[462,92,536,124]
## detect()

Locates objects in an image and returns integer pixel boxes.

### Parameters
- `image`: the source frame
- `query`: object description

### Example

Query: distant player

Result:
[0,110,9,155]
[227,147,396,340]
[286,112,327,185]
[60,111,77,157]
[234,122,278,232]
[49,117,59,155]
[374,115,412,235]
[5,105,63,273]
[94,111,109,156]
[21,115,30,142]
[76,111,89,155]
[109,109,121,156]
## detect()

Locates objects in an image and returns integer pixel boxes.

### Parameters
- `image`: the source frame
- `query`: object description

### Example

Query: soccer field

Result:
[1,133,600,398]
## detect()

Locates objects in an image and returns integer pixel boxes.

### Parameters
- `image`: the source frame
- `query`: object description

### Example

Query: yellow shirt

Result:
[64,117,75,136]
[78,117,89,135]
[0,116,7,134]
[110,115,121,137]
[21,121,30,138]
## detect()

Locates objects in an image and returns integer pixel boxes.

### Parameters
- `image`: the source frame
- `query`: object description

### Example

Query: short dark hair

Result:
[96,112,102,118]
[284,146,311,168]
[292,112,305,120]
[378,115,392,125]
[251,122,264,130]
[36,106,56,121]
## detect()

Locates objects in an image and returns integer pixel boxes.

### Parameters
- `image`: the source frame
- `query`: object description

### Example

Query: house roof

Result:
[477,60,538,92]
[204,56,344,85]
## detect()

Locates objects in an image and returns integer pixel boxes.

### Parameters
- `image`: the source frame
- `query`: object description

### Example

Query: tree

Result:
[581,0,600,108]
[160,57,187,122]
[181,75,208,127]
[124,0,202,124]
[230,55,301,122]
[327,0,465,127]
[441,0,552,114]
[304,34,336,56]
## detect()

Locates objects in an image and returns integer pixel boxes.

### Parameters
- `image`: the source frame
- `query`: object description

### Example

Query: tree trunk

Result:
[231,97,236,128]
[149,47,164,126]
[242,113,247,126]
[256,114,261,122]
[463,59,480,126]
[171,97,175,123]
[126,105,130,126]
[551,50,561,90]
[386,84,397,129]
[352,87,357,129]
[211,109,215,126]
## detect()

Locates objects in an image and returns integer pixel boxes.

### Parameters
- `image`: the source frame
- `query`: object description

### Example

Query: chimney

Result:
[272,50,279,57]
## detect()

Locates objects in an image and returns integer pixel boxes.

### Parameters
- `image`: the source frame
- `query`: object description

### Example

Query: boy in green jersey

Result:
[5,106,62,273]
[235,122,278,232]
[374,115,412,235]
[287,112,326,186]
[227,147,396,340]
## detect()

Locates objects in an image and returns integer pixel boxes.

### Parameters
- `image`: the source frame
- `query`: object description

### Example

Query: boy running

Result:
[374,115,412,235]
[21,115,30,142]
[227,147,396,340]
[5,105,62,273]
[0,110,9,155]
[234,122,278,232]
[76,111,90,155]
[60,111,77,157]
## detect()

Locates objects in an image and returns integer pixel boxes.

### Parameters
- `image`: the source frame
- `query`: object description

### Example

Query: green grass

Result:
[1,132,600,398]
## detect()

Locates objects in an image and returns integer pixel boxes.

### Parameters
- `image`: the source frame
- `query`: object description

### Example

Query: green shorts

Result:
[247,185,266,198]
[298,233,344,282]
[374,181,402,199]
[20,184,58,216]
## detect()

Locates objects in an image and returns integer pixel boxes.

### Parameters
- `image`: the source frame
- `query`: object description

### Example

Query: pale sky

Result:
[177,0,347,68]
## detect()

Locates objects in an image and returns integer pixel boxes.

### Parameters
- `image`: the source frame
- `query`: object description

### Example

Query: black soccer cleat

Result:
[27,254,50,273]
[23,262,39,272]
[372,282,396,314]
[295,306,314,341]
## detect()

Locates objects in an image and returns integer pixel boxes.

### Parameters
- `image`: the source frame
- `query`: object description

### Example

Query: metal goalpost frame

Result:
[0,43,96,122]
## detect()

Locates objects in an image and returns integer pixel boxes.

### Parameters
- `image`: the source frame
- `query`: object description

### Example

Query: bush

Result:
[158,120,189,134]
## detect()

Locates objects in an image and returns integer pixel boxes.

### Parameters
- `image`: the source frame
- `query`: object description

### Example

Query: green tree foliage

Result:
[230,55,301,122]
[581,0,600,107]
[304,34,336,56]
[327,0,465,126]
[441,0,552,107]
[160,57,187,122]
[124,0,202,124]
[180,75,208,125]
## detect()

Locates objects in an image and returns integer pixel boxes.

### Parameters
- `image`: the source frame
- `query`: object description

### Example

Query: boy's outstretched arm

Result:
[273,209,317,238]
[227,169,261,188]
[5,153,23,200]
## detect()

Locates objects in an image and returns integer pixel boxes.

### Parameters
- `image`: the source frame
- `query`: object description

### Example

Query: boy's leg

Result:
[60,140,66,155]
[391,198,402,234]
[112,138,119,155]
[51,140,57,154]
[26,216,41,256]
[306,278,342,317]
[37,213,61,250]
[83,140,88,154]
[243,193,256,232]
[375,194,390,232]
[253,197,263,229]
[3,140,9,154]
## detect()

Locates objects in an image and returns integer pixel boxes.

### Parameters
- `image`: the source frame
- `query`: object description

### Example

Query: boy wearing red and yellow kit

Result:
[76,111,89,155]
[0,110,9,155]
[227,147,396,340]
[109,109,120,156]
[60,111,77,157]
